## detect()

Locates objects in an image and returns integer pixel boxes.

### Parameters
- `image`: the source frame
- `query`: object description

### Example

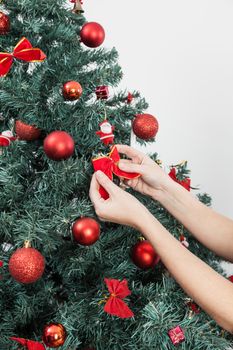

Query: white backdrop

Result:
[84,0,233,219]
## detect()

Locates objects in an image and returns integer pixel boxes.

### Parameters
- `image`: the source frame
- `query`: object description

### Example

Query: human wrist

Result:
[151,176,178,203]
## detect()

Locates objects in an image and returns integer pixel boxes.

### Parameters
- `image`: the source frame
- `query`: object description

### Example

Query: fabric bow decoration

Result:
[10,337,45,350]
[103,278,134,319]
[92,145,140,199]
[0,37,46,76]
[168,167,191,191]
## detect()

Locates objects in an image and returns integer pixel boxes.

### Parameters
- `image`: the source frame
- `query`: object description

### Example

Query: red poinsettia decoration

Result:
[168,167,191,191]
[103,278,134,318]
[10,337,45,350]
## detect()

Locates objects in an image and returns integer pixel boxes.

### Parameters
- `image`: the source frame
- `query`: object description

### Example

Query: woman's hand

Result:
[116,144,172,200]
[89,170,149,229]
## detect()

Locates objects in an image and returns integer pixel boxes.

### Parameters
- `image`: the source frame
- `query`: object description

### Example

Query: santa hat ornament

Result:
[0,130,16,151]
[96,119,114,145]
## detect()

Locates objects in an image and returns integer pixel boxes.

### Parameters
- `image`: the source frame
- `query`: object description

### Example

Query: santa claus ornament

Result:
[96,119,114,145]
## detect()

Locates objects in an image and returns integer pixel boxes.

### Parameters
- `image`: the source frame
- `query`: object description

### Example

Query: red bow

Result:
[104,278,134,319]
[92,145,140,199]
[0,37,46,76]
[10,337,45,350]
[168,168,191,191]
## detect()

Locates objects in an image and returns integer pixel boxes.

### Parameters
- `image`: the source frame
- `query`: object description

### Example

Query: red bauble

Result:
[9,247,45,284]
[72,217,100,246]
[42,323,67,348]
[131,240,160,269]
[62,81,83,100]
[80,22,105,48]
[0,12,10,35]
[132,114,159,140]
[15,120,41,141]
[44,131,75,161]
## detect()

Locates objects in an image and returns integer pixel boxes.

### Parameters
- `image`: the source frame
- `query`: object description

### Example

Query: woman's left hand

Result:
[89,170,148,229]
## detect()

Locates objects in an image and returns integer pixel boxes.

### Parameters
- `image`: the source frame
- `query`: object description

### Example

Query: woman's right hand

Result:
[117,144,173,200]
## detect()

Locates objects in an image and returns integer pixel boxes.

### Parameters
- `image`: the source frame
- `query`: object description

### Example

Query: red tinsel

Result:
[92,145,140,199]
[168,167,191,191]
[0,37,46,76]
[103,278,134,318]
[10,337,45,350]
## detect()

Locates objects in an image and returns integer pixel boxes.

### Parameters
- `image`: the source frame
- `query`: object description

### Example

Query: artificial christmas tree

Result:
[0,0,232,349]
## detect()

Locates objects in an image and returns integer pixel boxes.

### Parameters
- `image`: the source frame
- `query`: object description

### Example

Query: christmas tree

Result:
[0,1,232,349]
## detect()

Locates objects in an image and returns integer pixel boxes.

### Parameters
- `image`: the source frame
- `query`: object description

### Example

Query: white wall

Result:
[84,0,233,219]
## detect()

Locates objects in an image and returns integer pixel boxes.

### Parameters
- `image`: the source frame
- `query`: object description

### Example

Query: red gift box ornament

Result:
[10,337,45,350]
[103,278,134,318]
[168,167,191,191]
[95,85,109,100]
[0,37,46,76]
[0,130,17,147]
[96,119,115,145]
[92,145,141,199]
[168,326,185,346]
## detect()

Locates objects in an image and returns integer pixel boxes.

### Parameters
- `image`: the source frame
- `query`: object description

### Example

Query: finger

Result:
[118,160,146,174]
[116,144,144,162]
[89,173,104,204]
[95,171,119,196]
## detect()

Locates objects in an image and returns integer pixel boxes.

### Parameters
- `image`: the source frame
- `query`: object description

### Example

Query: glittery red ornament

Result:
[43,131,75,161]
[42,323,67,348]
[131,240,160,269]
[9,247,45,284]
[80,22,105,48]
[62,81,83,100]
[0,12,10,35]
[72,217,100,246]
[15,120,41,141]
[132,114,159,140]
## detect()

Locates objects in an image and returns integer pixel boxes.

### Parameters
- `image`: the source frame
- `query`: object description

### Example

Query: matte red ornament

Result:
[131,240,160,269]
[132,114,159,140]
[72,217,100,246]
[168,168,191,191]
[0,12,10,35]
[95,85,109,100]
[10,337,45,350]
[15,120,41,141]
[168,326,185,345]
[9,247,45,284]
[80,22,105,48]
[104,278,134,318]
[42,323,67,348]
[62,81,83,100]
[44,131,75,161]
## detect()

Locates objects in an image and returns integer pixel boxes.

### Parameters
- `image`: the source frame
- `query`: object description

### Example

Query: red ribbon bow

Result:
[10,337,45,350]
[92,145,140,199]
[168,167,191,191]
[0,37,46,76]
[103,278,134,319]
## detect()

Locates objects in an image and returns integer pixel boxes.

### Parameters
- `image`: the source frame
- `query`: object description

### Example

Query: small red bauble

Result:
[0,12,10,35]
[131,240,160,269]
[15,120,41,141]
[132,114,159,140]
[80,22,105,48]
[43,131,75,161]
[62,81,83,101]
[9,247,45,284]
[72,217,100,246]
[42,323,67,348]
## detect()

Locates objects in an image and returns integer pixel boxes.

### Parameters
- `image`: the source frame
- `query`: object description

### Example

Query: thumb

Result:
[118,160,145,174]
[95,171,118,196]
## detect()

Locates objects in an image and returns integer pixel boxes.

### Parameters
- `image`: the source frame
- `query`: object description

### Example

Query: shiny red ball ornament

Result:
[80,22,105,48]
[131,240,160,269]
[9,247,45,284]
[0,12,10,35]
[44,131,75,161]
[42,323,67,348]
[15,120,41,141]
[62,81,83,101]
[132,114,159,140]
[72,217,100,246]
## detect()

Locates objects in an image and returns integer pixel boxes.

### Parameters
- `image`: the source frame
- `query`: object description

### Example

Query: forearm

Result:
[137,210,233,333]
[153,178,233,262]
